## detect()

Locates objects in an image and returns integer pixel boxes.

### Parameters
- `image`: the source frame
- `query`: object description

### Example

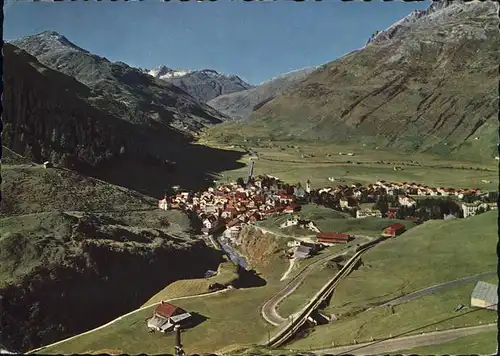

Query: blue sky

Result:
[4,0,430,84]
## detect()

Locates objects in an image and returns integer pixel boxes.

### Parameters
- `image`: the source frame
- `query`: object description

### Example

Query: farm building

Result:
[382,222,406,237]
[470,281,498,311]
[147,301,192,332]
[316,232,351,245]
[293,245,312,259]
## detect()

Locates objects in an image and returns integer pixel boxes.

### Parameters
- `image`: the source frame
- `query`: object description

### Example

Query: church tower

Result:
[306,179,311,194]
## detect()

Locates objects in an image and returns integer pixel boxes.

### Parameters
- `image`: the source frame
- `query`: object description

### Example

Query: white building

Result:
[281,218,299,229]
[287,240,302,248]
[158,197,170,210]
[471,281,498,311]
[356,209,382,219]
[461,202,488,218]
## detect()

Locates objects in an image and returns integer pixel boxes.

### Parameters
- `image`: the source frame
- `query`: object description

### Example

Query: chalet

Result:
[147,301,192,333]
[316,232,351,245]
[382,222,406,238]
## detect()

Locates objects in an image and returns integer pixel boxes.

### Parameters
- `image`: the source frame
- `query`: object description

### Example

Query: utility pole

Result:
[0,295,3,347]
[174,325,184,356]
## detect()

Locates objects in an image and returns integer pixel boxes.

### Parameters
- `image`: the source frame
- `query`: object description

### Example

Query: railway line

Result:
[265,237,387,348]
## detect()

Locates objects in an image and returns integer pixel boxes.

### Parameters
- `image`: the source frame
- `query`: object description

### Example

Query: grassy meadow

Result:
[198,140,498,192]
[258,203,415,238]
[397,329,498,354]
[142,261,240,306]
[285,211,498,349]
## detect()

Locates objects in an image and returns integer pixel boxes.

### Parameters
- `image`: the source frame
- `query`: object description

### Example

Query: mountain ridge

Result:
[146,65,254,103]
[10,31,229,135]
[207,66,318,121]
[209,0,499,161]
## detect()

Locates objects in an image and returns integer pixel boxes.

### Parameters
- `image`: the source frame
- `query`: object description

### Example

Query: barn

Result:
[470,281,498,311]
[382,222,406,238]
[147,301,192,332]
[316,232,351,245]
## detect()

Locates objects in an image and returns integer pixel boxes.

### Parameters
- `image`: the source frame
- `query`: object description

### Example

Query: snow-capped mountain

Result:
[146,65,191,80]
[145,66,253,103]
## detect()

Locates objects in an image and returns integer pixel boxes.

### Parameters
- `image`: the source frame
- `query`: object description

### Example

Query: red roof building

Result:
[316,232,351,244]
[155,302,184,318]
[383,222,406,237]
[284,204,300,213]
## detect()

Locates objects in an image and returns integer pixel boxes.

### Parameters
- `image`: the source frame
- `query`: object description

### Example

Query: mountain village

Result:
[158,171,497,255]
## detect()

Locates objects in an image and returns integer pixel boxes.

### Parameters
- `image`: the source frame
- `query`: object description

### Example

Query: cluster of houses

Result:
[317,180,495,220]
[158,175,306,243]
[158,176,494,255]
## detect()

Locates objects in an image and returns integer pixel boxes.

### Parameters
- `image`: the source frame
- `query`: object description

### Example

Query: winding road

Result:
[261,248,352,326]
[311,324,497,355]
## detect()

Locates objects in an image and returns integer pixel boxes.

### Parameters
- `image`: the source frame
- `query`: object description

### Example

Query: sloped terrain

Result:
[0,211,222,352]
[2,43,245,196]
[10,31,228,134]
[0,164,156,216]
[209,1,499,161]
[207,67,317,121]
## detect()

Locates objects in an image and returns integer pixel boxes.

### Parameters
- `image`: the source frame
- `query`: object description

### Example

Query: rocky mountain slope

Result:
[207,67,317,121]
[214,1,499,161]
[10,31,228,134]
[3,43,244,196]
[0,210,222,352]
[147,65,253,103]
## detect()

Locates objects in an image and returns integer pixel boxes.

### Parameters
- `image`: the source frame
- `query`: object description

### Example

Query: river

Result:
[214,234,248,269]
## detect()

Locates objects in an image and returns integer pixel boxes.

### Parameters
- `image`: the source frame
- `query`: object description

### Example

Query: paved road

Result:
[27,288,230,354]
[311,324,497,355]
[261,249,351,326]
[379,271,497,308]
